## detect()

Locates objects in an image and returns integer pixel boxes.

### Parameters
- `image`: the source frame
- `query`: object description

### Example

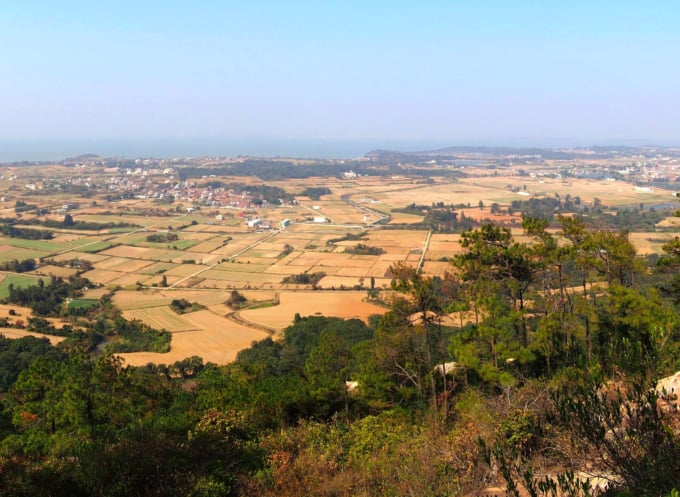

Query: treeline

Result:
[40,257,93,271]
[178,160,466,181]
[508,196,672,230]
[393,201,472,215]
[300,187,331,200]
[200,182,295,204]
[588,206,670,230]
[424,208,476,231]
[0,258,37,273]
[146,232,179,243]
[0,224,53,240]
[179,160,373,181]
[237,184,294,204]
[282,271,326,286]
[391,204,477,231]
[344,243,385,256]
[0,214,141,231]
[393,197,675,233]
[326,231,368,245]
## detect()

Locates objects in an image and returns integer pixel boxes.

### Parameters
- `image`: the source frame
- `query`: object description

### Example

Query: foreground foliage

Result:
[0,219,679,496]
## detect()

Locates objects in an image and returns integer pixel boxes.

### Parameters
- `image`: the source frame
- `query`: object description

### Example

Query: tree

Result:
[368,263,458,417]
[454,223,536,345]
[226,290,247,308]
[654,236,680,304]
[593,285,675,378]
[305,330,352,416]
[588,229,639,287]
[389,262,444,327]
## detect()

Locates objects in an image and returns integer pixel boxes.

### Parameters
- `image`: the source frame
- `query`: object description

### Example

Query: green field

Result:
[138,239,199,250]
[79,241,115,253]
[68,299,99,310]
[1,238,68,251]
[0,273,43,298]
[114,231,202,251]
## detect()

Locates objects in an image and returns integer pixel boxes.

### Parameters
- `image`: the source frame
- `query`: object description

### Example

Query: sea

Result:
[0,137,456,163]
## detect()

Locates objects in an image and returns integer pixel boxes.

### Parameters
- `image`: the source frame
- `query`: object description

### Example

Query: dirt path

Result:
[225,308,279,335]
[417,230,432,272]
[340,193,391,225]
[222,296,281,336]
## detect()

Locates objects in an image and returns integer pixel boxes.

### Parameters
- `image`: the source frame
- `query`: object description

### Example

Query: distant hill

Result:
[366,145,680,162]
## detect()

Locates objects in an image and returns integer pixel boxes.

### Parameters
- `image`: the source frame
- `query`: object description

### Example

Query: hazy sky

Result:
[1,1,679,146]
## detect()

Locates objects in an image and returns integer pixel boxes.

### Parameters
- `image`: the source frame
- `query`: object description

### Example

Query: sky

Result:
[1,1,679,152]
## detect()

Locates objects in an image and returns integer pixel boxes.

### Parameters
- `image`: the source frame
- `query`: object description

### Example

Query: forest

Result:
[176,160,466,181]
[0,218,679,496]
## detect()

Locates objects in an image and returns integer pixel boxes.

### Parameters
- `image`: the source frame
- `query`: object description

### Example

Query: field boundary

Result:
[223,295,281,335]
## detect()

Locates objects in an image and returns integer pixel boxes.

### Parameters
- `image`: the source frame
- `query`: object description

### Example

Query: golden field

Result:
[0,163,676,365]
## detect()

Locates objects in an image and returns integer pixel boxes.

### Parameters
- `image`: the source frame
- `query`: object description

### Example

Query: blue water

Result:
[3,137,675,163]
[0,137,455,162]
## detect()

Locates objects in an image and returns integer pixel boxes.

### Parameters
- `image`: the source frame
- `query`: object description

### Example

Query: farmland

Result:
[0,273,44,298]
[0,149,678,365]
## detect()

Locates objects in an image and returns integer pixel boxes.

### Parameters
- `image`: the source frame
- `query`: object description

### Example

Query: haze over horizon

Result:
[2,1,679,154]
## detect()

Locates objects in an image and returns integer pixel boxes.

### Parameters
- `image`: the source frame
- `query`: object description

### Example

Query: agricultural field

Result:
[121,307,198,332]
[0,328,65,345]
[239,290,387,332]
[0,155,677,366]
[33,264,79,278]
[118,318,269,366]
[0,244,51,263]
[627,232,678,255]
[0,273,44,298]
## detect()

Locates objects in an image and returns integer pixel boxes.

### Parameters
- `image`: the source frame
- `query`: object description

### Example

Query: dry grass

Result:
[32,265,79,278]
[628,232,677,255]
[0,328,65,345]
[240,290,386,332]
[117,313,269,366]
[80,269,126,285]
[121,307,197,332]
[94,257,155,273]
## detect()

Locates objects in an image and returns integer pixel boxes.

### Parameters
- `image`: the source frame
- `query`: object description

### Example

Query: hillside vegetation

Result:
[0,218,679,496]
